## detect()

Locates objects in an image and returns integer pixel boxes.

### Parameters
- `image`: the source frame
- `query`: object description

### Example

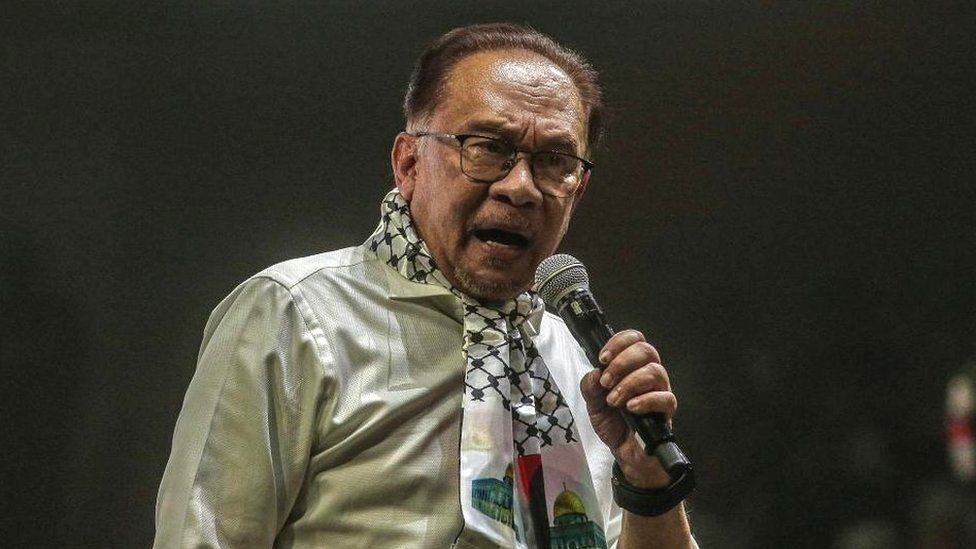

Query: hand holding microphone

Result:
[535,254,695,515]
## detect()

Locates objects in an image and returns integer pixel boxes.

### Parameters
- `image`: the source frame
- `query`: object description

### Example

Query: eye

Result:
[538,152,561,166]
[538,152,572,169]
[467,137,510,157]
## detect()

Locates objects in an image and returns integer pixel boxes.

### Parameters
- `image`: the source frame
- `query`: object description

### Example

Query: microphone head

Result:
[534,254,590,307]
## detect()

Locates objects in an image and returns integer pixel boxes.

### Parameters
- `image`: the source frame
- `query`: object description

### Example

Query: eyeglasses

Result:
[411,131,593,198]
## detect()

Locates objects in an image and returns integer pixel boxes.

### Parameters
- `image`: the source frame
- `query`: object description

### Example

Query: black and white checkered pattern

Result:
[369,190,579,454]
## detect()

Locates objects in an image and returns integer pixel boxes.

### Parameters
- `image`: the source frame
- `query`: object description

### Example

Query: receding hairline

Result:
[408,48,590,151]
[403,23,605,151]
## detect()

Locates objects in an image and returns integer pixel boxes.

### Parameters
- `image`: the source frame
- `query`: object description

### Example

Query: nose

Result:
[488,153,543,208]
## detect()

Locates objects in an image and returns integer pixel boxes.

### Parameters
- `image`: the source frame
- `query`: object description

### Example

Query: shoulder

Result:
[234,244,393,306]
[203,245,385,334]
[251,245,374,290]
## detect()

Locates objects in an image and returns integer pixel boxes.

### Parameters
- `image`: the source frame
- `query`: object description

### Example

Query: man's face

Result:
[393,49,590,301]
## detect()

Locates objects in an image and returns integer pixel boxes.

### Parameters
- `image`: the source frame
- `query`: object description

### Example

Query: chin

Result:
[452,263,529,302]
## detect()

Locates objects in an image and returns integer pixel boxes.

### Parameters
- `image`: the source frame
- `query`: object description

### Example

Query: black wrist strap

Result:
[611,461,695,517]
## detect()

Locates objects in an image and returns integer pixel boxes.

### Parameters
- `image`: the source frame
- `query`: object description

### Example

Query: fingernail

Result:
[599,351,610,364]
[626,399,639,412]
[607,388,620,405]
[600,372,613,388]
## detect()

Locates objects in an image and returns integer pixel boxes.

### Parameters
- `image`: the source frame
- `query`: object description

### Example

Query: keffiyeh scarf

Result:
[369,189,607,548]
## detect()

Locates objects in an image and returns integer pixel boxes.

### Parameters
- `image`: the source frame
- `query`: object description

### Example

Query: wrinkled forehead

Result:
[436,49,588,149]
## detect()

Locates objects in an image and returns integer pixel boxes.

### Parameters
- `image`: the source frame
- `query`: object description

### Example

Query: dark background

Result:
[2,1,974,547]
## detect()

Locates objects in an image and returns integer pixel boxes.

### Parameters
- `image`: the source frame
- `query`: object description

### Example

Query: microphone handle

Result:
[557,288,693,480]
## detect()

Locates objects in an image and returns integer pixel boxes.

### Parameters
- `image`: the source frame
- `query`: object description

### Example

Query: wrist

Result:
[611,461,695,517]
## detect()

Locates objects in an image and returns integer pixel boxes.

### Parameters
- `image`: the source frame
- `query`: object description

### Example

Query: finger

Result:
[580,368,608,400]
[580,370,631,449]
[622,390,678,417]
[599,340,664,390]
[605,362,669,407]
[598,329,654,366]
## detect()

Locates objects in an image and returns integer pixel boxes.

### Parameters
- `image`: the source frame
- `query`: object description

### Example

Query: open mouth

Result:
[473,228,529,248]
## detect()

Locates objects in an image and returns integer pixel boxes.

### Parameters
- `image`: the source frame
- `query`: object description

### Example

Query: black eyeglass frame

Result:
[410,131,594,197]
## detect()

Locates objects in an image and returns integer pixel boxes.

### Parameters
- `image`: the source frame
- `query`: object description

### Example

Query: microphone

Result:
[535,254,695,483]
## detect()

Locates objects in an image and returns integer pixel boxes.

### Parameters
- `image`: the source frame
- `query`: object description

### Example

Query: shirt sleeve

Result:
[154,276,325,548]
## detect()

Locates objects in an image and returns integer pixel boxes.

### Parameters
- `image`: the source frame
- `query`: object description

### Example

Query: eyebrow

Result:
[462,120,581,155]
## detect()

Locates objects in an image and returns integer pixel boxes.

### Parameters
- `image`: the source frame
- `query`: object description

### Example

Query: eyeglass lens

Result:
[460,136,582,195]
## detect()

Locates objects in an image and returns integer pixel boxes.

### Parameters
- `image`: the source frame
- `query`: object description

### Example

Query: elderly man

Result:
[155,23,695,548]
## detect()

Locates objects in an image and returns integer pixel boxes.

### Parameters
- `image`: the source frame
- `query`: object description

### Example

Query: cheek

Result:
[411,185,465,249]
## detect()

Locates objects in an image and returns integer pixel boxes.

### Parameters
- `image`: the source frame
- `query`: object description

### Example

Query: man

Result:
[155,23,695,548]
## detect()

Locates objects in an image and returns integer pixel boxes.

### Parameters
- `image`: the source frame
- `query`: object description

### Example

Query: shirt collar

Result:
[383,264,454,300]
[381,259,545,334]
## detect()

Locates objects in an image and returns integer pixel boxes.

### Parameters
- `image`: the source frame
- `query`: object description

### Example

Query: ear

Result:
[391,132,419,200]
[569,169,591,215]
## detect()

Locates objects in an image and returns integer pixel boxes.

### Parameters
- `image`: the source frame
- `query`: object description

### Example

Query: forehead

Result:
[435,49,587,150]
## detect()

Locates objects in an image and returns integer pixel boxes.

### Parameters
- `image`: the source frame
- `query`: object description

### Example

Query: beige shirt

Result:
[154,243,622,548]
